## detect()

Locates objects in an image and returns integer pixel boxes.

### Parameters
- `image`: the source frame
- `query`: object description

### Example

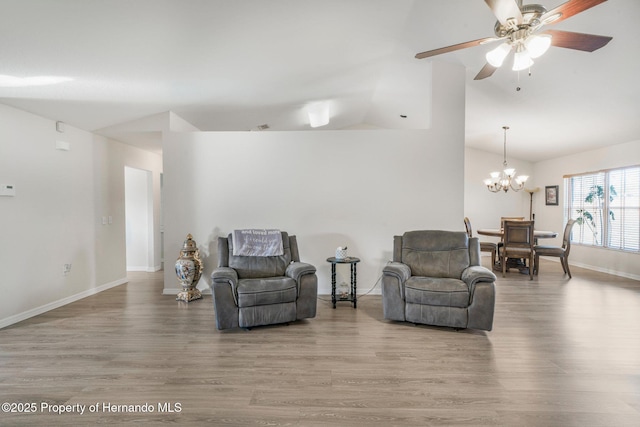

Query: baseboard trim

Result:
[128,266,162,272]
[569,261,640,281]
[542,257,640,281]
[0,277,128,330]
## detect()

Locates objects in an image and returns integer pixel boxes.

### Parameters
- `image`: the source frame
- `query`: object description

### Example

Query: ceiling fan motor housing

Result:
[494,4,547,38]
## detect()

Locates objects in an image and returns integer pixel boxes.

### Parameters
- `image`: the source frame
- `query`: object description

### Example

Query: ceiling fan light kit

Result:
[415,0,612,80]
[485,31,549,71]
[512,44,535,71]
[486,43,511,67]
[526,34,552,58]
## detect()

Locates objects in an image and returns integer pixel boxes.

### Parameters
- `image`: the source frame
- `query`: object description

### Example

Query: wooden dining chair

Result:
[534,219,577,278]
[464,217,497,268]
[497,216,525,252]
[500,220,535,280]
[500,216,525,230]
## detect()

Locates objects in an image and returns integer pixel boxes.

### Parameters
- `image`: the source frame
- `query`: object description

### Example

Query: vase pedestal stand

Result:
[176,288,202,303]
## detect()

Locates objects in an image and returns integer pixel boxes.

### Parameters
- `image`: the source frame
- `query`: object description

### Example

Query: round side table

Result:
[326,257,360,309]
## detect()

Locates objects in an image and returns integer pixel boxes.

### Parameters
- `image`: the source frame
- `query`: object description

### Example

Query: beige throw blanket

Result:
[232,229,284,257]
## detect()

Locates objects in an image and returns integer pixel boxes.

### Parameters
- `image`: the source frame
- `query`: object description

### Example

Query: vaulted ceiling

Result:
[1,0,638,161]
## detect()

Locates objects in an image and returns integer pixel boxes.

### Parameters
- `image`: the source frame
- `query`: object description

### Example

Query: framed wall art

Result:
[545,185,559,206]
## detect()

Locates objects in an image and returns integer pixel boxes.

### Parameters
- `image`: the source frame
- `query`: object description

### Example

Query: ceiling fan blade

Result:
[546,29,612,52]
[541,0,607,25]
[484,0,523,25]
[474,63,499,80]
[415,37,497,59]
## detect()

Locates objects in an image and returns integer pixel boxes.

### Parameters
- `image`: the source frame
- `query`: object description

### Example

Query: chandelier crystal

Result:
[484,126,528,193]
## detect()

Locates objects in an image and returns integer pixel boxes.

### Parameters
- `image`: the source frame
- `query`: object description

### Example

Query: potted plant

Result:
[575,184,616,245]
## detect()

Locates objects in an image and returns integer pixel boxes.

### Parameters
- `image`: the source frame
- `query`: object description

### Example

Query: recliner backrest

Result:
[219,231,294,279]
[399,230,470,279]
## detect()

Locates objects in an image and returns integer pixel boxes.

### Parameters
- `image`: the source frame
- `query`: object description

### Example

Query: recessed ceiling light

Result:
[307,101,330,128]
[0,75,73,87]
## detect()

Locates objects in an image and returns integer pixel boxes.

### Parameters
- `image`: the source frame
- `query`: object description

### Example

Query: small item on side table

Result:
[175,233,203,302]
[327,256,360,309]
[337,282,350,299]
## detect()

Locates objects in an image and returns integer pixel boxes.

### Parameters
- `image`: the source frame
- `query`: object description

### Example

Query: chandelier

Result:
[484,126,528,193]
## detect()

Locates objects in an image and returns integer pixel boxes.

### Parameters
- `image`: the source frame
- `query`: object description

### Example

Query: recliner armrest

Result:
[210,267,240,329]
[461,265,496,288]
[211,267,238,286]
[286,262,316,283]
[382,262,411,283]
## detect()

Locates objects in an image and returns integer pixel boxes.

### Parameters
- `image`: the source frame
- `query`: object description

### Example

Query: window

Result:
[565,166,640,252]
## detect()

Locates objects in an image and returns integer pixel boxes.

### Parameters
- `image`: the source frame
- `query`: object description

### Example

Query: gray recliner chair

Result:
[210,232,318,330]
[382,230,497,331]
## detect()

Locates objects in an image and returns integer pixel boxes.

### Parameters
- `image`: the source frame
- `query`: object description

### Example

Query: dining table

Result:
[477,229,558,239]
[477,228,558,273]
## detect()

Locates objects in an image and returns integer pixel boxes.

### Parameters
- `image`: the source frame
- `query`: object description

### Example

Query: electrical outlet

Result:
[63,263,72,276]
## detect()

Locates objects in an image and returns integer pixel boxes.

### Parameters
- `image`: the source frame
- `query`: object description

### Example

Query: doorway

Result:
[124,166,154,272]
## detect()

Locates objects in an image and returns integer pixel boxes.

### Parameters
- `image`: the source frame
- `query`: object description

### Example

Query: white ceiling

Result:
[1,0,638,162]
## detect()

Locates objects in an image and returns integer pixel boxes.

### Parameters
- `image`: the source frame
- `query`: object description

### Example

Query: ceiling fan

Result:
[415,0,612,80]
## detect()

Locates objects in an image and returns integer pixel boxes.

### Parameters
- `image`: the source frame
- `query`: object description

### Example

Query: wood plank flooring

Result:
[1,260,640,426]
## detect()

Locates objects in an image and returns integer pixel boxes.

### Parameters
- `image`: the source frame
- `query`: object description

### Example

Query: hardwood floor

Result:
[1,260,640,426]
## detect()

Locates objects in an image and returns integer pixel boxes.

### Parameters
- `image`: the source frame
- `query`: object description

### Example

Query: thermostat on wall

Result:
[0,184,16,196]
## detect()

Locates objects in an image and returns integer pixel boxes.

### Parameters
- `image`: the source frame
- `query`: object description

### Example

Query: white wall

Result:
[532,139,640,279]
[0,104,96,326]
[162,62,467,295]
[0,104,163,328]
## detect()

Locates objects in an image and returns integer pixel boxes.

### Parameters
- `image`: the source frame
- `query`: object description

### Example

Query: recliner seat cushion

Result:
[237,277,297,307]
[404,276,470,308]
